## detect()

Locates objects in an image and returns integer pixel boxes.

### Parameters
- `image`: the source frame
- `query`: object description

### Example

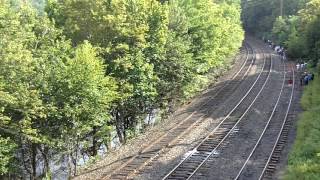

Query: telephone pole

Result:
[280,0,283,17]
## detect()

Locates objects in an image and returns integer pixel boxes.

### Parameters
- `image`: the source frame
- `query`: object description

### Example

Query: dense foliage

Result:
[0,0,244,178]
[271,0,320,66]
[46,0,244,144]
[241,0,304,37]
[0,1,118,178]
[242,0,320,66]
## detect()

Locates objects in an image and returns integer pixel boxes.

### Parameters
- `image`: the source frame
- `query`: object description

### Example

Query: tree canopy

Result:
[0,1,118,178]
[0,0,244,178]
[242,0,320,66]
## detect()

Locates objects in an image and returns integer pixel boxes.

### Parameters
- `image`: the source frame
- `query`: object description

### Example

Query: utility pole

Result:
[280,0,283,17]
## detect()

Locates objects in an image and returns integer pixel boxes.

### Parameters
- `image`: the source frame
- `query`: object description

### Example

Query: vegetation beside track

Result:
[284,69,320,180]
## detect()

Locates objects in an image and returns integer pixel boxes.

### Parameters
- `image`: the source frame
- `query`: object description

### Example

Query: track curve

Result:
[163,40,273,180]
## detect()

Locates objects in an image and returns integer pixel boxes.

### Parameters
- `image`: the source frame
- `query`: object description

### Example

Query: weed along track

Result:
[95,42,258,180]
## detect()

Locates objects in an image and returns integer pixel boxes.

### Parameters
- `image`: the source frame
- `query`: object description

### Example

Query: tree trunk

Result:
[123,127,127,143]
[106,131,112,151]
[92,127,98,156]
[73,138,79,176]
[115,123,124,144]
[115,111,125,144]
[20,137,32,176]
[31,143,37,180]
[67,153,72,179]
[40,146,50,178]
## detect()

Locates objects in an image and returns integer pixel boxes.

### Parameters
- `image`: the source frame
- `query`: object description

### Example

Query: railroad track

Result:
[232,57,295,180]
[162,44,273,180]
[258,66,296,180]
[173,54,295,180]
[98,42,257,180]
[184,42,254,113]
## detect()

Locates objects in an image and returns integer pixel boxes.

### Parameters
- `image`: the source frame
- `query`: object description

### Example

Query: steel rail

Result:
[102,43,254,180]
[233,54,288,180]
[121,43,255,180]
[163,45,272,180]
[232,43,252,80]
[258,64,295,180]
[240,43,255,80]
[186,50,273,180]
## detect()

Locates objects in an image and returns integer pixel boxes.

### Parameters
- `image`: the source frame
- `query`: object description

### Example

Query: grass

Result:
[283,71,320,180]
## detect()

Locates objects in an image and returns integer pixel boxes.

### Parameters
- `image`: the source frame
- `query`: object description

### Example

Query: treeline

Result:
[242,0,320,66]
[241,0,303,36]
[0,0,243,178]
[272,0,320,66]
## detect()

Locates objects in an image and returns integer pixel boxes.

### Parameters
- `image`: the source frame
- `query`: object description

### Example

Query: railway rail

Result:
[99,42,258,180]
[74,40,299,180]
[185,55,294,180]
[162,44,273,180]
[162,55,296,180]
[232,58,295,180]
[258,66,296,180]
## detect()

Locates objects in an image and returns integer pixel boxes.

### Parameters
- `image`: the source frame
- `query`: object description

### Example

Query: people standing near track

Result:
[300,63,304,70]
[282,51,286,60]
[300,75,304,86]
[267,40,272,48]
[296,63,300,70]
[304,73,309,85]
[307,73,312,81]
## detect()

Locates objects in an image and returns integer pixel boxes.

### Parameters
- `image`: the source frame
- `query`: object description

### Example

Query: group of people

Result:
[265,39,286,60]
[296,62,314,86]
[263,38,316,86]
[296,62,308,71]
[274,45,286,57]
[300,72,314,86]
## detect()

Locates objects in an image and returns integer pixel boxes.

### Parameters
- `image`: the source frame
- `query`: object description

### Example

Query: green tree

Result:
[241,0,305,37]
[46,0,164,143]
[0,1,118,177]
[46,0,244,144]
[42,41,118,176]
[0,136,16,175]
[272,17,289,45]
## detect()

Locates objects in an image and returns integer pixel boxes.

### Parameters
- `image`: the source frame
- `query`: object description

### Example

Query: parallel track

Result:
[232,57,295,180]
[101,43,256,180]
[258,65,296,180]
[163,45,273,180]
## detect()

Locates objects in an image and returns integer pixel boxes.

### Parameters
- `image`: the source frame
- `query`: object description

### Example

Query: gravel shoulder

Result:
[273,64,303,180]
